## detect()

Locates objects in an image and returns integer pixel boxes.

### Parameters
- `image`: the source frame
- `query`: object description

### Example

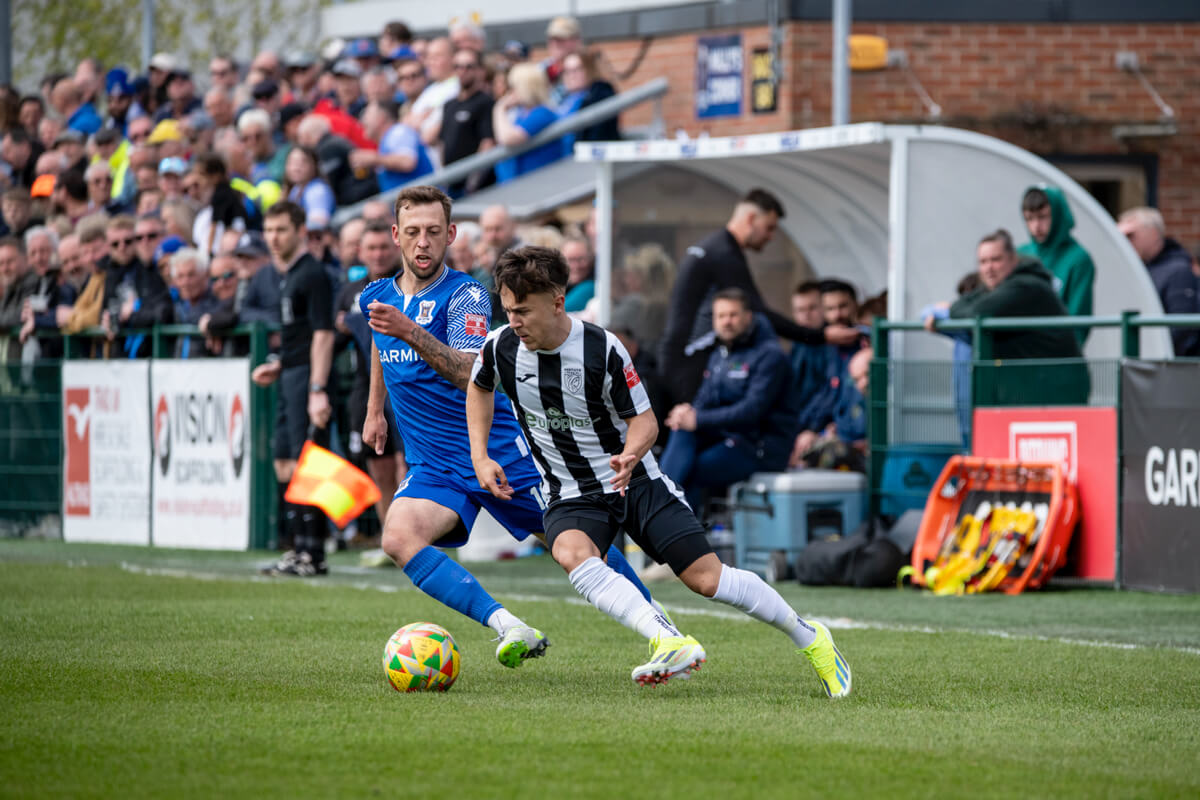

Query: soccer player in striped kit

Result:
[359,186,668,668]
[467,245,851,696]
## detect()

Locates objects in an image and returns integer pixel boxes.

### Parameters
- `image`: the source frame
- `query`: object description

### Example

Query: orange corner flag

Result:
[285,441,382,529]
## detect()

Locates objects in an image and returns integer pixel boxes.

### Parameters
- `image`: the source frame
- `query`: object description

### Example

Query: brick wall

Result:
[575,21,1200,243]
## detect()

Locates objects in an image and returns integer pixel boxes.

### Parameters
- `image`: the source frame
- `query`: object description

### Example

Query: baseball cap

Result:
[546,16,581,39]
[503,40,530,60]
[53,129,85,147]
[30,174,56,198]
[251,79,280,100]
[158,156,188,175]
[105,67,132,96]
[233,231,269,258]
[384,45,417,63]
[331,59,362,79]
[149,52,179,72]
[146,119,182,144]
[284,51,317,70]
[154,235,184,263]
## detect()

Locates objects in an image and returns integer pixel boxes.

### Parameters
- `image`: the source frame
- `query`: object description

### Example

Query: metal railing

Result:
[331,77,670,225]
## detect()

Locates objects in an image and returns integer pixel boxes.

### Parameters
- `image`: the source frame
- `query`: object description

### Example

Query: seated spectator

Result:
[790,279,868,468]
[351,100,433,192]
[50,170,90,226]
[296,114,378,206]
[283,146,335,227]
[53,128,87,174]
[1117,206,1200,356]
[557,51,619,145]
[159,198,196,245]
[561,235,594,313]
[154,69,201,122]
[157,156,187,200]
[237,109,287,186]
[203,86,236,130]
[1,187,39,238]
[659,288,797,506]
[492,63,564,183]
[797,347,872,473]
[927,228,1088,406]
[191,153,251,256]
[439,48,495,196]
[1,127,39,189]
[167,248,221,357]
[788,280,827,411]
[84,161,122,215]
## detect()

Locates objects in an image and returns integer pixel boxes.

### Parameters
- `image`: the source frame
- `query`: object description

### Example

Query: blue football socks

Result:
[403,546,502,627]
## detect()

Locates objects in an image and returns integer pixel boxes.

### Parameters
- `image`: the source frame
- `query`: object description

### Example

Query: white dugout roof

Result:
[576,123,1171,359]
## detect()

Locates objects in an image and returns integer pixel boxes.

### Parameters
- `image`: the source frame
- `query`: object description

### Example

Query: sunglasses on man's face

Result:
[212,271,237,282]
[109,237,135,248]
[135,231,163,242]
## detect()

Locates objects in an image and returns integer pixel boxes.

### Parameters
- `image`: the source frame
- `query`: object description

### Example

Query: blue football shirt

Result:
[359,266,532,480]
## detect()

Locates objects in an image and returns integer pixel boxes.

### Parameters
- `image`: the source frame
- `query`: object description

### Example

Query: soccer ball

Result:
[383,622,461,692]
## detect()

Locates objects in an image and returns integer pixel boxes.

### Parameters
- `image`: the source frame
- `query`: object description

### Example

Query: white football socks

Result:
[569,556,681,639]
[711,564,817,648]
[486,608,523,637]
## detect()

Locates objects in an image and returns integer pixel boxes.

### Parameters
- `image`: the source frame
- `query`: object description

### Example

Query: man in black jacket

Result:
[99,215,173,356]
[658,188,858,406]
[1117,206,1200,356]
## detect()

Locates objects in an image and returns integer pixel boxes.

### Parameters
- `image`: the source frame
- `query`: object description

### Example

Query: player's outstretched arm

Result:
[362,340,389,455]
[610,409,658,496]
[466,381,512,499]
[366,300,474,390]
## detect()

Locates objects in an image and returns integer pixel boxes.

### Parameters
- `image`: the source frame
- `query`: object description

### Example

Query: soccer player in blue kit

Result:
[359,186,669,668]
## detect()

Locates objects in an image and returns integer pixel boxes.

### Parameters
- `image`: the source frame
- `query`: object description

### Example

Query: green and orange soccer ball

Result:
[383,622,461,692]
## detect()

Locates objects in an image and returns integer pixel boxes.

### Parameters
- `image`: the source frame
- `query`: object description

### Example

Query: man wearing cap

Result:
[285,52,322,106]
[544,16,583,105]
[148,53,181,114]
[146,119,186,160]
[157,156,188,200]
[332,60,367,118]
[155,69,201,123]
[344,38,381,72]
[103,68,142,136]
[251,79,283,117]
[52,129,87,174]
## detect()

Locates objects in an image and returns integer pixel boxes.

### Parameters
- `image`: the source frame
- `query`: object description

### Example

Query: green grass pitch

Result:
[2,539,1198,799]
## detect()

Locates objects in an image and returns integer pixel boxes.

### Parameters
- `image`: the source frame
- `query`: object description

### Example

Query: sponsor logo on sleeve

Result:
[464,313,488,337]
[623,363,641,388]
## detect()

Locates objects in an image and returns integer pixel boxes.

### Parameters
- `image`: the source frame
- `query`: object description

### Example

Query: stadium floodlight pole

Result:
[141,0,155,74]
[832,0,851,126]
[0,0,11,86]
[593,160,614,327]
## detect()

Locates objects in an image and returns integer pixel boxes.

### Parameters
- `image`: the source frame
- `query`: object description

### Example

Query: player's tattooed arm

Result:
[403,324,475,391]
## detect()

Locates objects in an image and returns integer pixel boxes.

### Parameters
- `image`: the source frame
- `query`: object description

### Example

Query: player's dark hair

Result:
[979,228,1015,255]
[818,278,857,301]
[1022,187,1050,214]
[793,279,820,295]
[494,245,568,301]
[741,187,785,218]
[265,200,306,229]
[713,286,750,310]
[394,184,452,227]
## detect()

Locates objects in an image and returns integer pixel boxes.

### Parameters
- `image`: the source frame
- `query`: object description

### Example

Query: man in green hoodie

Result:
[1019,184,1095,346]
[930,229,1089,407]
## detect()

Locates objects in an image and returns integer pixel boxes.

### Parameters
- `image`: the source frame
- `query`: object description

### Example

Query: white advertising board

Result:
[62,361,151,544]
[150,360,251,550]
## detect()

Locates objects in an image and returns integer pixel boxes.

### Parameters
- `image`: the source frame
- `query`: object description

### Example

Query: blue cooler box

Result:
[729,470,867,580]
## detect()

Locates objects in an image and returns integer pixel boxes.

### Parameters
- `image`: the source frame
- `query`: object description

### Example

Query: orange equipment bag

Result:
[909,456,1079,594]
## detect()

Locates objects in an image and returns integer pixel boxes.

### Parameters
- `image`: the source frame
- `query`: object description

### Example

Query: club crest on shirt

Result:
[415,300,436,325]
[564,367,583,393]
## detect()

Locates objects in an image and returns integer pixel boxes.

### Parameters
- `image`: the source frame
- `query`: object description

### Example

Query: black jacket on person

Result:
[1144,238,1200,356]
[316,132,379,206]
[950,257,1088,406]
[99,255,173,356]
[658,228,824,404]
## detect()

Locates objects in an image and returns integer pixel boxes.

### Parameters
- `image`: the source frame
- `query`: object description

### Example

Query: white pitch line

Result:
[115,562,1200,657]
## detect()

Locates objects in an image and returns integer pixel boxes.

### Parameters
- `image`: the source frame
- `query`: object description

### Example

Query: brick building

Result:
[326,1,1198,244]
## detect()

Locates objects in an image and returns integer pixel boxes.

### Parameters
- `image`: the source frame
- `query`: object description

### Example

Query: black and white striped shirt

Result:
[472,318,666,504]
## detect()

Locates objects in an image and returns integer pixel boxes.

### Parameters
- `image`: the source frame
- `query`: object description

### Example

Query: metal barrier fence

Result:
[868,312,1200,520]
[0,323,278,546]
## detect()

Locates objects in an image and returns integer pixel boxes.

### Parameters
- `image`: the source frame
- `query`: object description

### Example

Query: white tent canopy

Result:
[577,123,1171,359]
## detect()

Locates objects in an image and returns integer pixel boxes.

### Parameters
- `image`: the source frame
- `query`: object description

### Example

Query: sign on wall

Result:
[1121,361,1200,593]
[973,407,1117,581]
[62,361,151,545]
[151,360,251,550]
[696,34,742,119]
[750,48,777,114]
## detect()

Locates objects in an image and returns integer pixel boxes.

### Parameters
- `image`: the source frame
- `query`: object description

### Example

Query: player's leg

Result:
[382,472,548,667]
[635,477,850,697]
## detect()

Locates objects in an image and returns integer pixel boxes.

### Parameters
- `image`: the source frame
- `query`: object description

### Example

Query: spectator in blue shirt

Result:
[283,145,335,223]
[51,77,102,136]
[492,63,564,184]
[349,100,433,192]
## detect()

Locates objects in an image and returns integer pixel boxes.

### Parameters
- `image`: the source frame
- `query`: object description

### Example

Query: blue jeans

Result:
[660,430,761,508]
